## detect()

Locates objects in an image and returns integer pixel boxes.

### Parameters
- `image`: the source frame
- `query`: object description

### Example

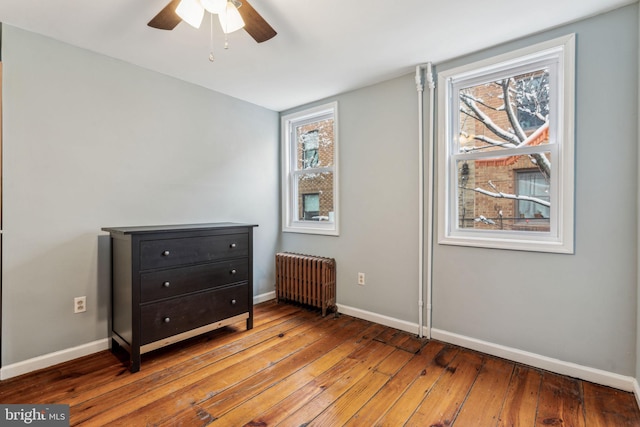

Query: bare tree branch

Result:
[518,106,547,123]
[460,91,521,146]
[501,79,527,142]
[460,135,515,152]
[462,88,502,111]
[470,186,550,207]
[529,153,551,180]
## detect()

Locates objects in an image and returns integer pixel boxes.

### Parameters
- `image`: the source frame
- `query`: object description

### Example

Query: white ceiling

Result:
[0,0,636,111]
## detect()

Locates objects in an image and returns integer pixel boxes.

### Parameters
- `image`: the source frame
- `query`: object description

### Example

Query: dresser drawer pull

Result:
[163,317,171,323]
[230,243,237,248]
[162,250,170,256]
[162,281,171,288]
[231,299,237,305]
[230,269,237,275]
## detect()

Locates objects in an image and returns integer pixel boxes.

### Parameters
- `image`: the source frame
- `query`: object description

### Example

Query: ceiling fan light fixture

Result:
[175,0,205,28]
[200,0,227,14]
[218,0,245,34]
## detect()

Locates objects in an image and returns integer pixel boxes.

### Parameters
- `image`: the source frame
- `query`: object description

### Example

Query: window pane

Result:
[456,153,551,232]
[296,171,334,222]
[295,119,334,170]
[516,170,550,220]
[458,69,550,155]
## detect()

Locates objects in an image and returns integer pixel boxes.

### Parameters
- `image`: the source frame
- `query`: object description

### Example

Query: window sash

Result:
[449,150,557,235]
[450,61,559,155]
[290,169,334,221]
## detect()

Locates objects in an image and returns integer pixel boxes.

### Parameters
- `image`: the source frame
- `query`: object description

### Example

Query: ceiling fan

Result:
[148,0,277,43]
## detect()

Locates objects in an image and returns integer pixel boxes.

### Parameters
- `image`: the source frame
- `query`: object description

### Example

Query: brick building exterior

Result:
[296,118,335,221]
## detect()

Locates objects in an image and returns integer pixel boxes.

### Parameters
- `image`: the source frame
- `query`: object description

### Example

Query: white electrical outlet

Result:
[74,296,86,313]
[357,272,365,286]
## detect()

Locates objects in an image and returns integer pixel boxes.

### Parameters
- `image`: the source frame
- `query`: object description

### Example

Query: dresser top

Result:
[102,222,258,236]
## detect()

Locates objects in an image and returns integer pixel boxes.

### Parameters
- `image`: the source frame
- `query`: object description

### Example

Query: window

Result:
[282,102,339,235]
[302,193,320,220]
[437,34,575,253]
[516,170,550,225]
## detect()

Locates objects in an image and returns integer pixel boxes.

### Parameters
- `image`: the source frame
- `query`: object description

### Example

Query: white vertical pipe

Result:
[425,63,435,339]
[415,66,425,338]
[416,63,435,339]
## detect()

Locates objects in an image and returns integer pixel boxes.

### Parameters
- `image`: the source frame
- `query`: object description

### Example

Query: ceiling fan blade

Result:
[148,0,182,30]
[238,0,277,43]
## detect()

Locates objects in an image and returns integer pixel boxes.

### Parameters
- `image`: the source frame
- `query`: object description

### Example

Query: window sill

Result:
[439,232,573,254]
[283,222,339,236]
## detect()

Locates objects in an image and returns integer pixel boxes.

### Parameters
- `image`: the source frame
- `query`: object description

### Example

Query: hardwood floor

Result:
[1,300,639,426]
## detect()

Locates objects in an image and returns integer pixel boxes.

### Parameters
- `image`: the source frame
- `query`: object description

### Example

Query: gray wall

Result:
[433,4,639,376]
[282,4,639,377]
[2,26,279,366]
[281,75,421,324]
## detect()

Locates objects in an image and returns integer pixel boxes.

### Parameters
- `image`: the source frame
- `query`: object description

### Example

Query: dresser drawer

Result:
[140,233,248,270]
[140,284,249,345]
[140,259,249,303]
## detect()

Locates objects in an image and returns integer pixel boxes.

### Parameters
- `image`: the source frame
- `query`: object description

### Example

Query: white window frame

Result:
[437,34,575,253]
[281,102,339,235]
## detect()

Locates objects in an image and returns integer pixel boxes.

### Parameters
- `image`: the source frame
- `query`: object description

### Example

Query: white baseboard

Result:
[431,328,636,393]
[0,338,110,381]
[337,304,423,336]
[1,293,278,381]
[254,291,276,304]
[336,303,637,394]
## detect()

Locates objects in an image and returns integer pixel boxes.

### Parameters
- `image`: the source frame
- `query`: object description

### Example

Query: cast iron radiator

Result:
[275,252,336,316]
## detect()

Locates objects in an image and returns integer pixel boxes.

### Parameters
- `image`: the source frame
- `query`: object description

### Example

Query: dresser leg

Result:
[130,357,141,373]
[130,346,141,373]
[246,316,253,330]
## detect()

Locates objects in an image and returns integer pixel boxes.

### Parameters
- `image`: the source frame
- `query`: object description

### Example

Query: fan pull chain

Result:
[209,14,215,62]
[224,6,230,49]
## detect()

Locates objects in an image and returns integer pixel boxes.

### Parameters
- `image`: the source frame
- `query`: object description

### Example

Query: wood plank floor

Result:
[1,300,639,426]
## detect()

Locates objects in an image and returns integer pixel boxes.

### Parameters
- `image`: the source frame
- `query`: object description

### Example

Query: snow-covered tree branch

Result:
[501,79,527,142]
[471,186,550,208]
[459,91,521,146]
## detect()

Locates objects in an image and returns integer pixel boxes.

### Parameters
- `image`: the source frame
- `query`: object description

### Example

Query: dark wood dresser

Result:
[101,223,257,372]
